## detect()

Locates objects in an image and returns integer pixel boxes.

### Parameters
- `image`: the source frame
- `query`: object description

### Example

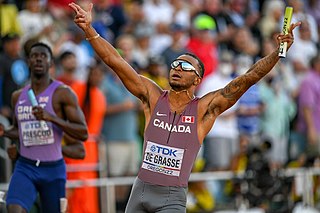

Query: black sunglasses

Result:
[170,60,201,78]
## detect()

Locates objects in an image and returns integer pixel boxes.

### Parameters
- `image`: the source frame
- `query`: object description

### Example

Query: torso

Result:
[15,80,64,161]
[138,91,201,187]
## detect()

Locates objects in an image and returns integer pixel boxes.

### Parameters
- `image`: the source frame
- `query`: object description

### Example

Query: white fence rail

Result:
[0,168,319,213]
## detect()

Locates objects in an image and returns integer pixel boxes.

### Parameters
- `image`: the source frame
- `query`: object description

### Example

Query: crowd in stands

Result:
[0,0,319,212]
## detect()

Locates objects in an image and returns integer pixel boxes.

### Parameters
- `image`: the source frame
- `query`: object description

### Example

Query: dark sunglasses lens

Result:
[181,62,194,71]
[171,61,179,68]
[171,61,193,71]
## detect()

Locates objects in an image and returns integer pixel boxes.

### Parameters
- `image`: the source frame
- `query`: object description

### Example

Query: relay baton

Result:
[278,7,293,58]
[27,89,49,131]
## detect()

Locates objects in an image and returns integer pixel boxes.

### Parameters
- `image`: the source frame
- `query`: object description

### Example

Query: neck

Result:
[170,88,195,100]
[31,76,51,92]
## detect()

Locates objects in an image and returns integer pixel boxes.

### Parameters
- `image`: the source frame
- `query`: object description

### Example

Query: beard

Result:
[31,70,49,80]
[169,80,192,92]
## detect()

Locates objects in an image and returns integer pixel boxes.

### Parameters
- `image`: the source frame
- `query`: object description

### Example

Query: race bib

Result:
[21,120,54,146]
[142,141,184,176]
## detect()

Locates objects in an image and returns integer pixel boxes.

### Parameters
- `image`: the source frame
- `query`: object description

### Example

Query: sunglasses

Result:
[170,60,201,78]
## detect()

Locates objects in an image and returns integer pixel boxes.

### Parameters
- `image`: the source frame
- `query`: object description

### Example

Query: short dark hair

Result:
[30,42,53,60]
[183,52,205,78]
[59,51,75,61]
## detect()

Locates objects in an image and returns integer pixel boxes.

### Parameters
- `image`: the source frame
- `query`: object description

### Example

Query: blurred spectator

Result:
[187,14,219,78]
[122,0,146,35]
[259,71,297,169]
[197,51,239,206]
[161,23,189,72]
[114,33,139,70]
[101,64,140,211]
[197,51,239,171]
[257,38,297,169]
[169,0,191,29]
[59,24,94,82]
[47,0,72,11]
[225,0,263,44]
[196,0,236,51]
[56,51,78,86]
[288,0,319,43]
[65,61,107,213]
[230,134,250,174]
[17,0,54,46]
[229,26,260,67]
[258,0,285,40]
[296,54,320,159]
[187,158,215,213]
[236,83,263,145]
[234,38,264,145]
[0,0,21,38]
[224,0,247,28]
[143,0,173,27]
[142,0,177,55]
[132,24,154,70]
[244,1,263,43]
[93,0,127,43]
[305,0,320,33]
[0,33,29,120]
[287,21,318,82]
[101,69,140,209]
[0,113,10,184]
[141,56,169,89]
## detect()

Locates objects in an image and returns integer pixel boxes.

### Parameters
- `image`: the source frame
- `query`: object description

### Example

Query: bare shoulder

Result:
[140,75,163,105]
[11,89,23,107]
[54,84,78,103]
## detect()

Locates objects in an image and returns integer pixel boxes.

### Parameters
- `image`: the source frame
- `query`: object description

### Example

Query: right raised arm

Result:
[68,2,160,102]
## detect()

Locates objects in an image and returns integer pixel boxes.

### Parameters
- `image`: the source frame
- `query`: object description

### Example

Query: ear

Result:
[49,58,54,67]
[193,77,201,86]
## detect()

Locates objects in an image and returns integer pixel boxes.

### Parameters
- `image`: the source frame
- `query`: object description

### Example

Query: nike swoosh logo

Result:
[19,100,26,105]
[156,111,167,116]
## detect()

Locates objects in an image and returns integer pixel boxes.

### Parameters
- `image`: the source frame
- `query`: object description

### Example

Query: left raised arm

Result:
[202,22,301,117]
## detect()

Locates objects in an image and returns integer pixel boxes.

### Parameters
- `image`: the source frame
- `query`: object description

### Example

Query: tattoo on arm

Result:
[247,50,279,78]
[221,77,247,102]
[222,50,279,102]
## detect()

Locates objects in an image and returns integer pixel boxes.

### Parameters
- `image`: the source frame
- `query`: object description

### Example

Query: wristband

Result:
[85,34,100,41]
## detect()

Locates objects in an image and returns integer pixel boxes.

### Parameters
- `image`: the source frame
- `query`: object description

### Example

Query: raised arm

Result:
[202,22,300,117]
[68,2,159,102]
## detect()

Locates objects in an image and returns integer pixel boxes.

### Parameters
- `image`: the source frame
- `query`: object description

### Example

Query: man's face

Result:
[28,46,52,77]
[3,38,21,58]
[62,54,77,72]
[169,55,201,90]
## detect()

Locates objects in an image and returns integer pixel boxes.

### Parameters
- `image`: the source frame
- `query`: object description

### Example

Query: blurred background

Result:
[0,0,320,212]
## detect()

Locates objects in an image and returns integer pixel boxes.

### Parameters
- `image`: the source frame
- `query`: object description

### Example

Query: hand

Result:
[32,106,52,121]
[276,22,301,50]
[7,144,18,161]
[69,2,93,31]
